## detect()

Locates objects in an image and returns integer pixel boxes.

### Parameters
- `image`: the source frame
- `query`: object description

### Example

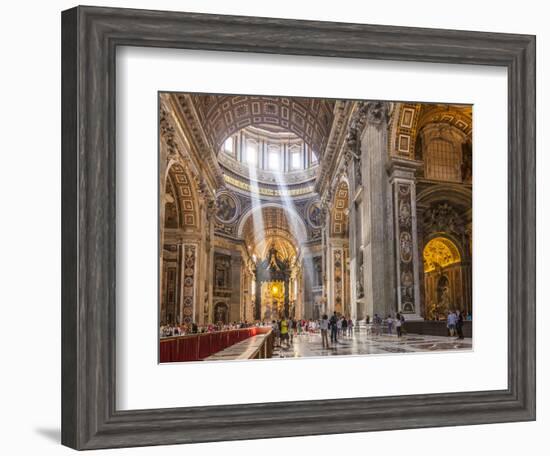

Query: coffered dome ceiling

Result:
[188,94,336,157]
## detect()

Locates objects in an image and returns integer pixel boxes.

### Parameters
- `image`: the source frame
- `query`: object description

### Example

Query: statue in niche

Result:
[437,276,451,312]
[439,287,451,310]
[214,256,230,289]
[214,303,228,324]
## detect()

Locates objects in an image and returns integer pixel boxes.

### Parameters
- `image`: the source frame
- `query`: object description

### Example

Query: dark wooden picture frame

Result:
[61,5,536,450]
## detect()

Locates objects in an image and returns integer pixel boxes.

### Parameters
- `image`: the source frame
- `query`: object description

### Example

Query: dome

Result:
[218,125,319,190]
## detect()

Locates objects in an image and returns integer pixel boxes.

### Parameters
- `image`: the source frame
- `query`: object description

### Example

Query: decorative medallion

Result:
[215,191,240,224]
[307,201,323,228]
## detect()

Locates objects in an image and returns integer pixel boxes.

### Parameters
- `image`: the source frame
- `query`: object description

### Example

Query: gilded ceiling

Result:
[423,237,461,273]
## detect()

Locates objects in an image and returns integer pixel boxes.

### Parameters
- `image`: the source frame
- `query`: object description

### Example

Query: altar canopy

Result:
[255,246,291,319]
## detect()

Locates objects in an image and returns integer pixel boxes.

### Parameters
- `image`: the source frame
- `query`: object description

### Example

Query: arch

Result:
[418,123,468,182]
[422,235,468,319]
[163,174,179,229]
[417,184,472,209]
[236,202,308,242]
[390,103,472,159]
[423,236,461,273]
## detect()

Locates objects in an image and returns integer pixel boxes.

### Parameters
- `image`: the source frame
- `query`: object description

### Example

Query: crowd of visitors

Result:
[161,309,469,345]
[160,320,257,338]
[160,314,356,348]
[446,309,466,339]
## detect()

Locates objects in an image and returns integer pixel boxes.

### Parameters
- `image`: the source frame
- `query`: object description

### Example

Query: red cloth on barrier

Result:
[160,328,268,363]
[198,334,211,359]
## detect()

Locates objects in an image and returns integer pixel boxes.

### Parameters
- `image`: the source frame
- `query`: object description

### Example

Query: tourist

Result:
[386,314,394,335]
[341,317,348,337]
[271,320,280,347]
[320,314,329,348]
[366,314,371,325]
[288,318,294,345]
[456,310,465,340]
[330,311,338,344]
[395,313,402,338]
[280,317,289,347]
[466,312,472,321]
[336,316,343,337]
[447,311,456,337]
[347,317,354,336]
[373,313,382,336]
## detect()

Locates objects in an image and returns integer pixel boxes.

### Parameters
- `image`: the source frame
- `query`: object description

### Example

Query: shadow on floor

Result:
[34,427,60,443]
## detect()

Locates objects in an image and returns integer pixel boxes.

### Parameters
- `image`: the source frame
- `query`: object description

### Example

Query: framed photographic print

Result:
[61,5,536,450]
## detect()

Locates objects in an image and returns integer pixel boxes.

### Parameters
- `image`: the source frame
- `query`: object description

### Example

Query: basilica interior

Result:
[159,94,472,328]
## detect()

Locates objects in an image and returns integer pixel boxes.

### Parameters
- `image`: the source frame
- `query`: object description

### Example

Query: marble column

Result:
[348,147,363,321]
[360,101,396,319]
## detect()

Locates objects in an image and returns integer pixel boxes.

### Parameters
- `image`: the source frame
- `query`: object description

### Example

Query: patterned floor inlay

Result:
[271,331,472,359]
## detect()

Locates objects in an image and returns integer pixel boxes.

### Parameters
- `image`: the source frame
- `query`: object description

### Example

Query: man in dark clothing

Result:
[455,310,465,339]
[329,312,338,344]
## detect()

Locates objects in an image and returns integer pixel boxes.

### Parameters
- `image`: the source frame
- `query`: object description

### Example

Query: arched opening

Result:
[239,205,303,320]
[422,236,464,320]
[160,162,201,326]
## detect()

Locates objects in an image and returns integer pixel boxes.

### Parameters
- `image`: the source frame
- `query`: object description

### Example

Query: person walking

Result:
[271,320,280,347]
[288,318,294,345]
[386,315,394,335]
[280,316,289,348]
[395,313,403,338]
[455,310,465,340]
[329,311,338,344]
[341,317,348,337]
[447,311,456,337]
[347,317,353,336]
[320,314,329,348]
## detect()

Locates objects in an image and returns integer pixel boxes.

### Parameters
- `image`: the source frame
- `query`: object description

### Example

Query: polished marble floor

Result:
[272,330,472,359]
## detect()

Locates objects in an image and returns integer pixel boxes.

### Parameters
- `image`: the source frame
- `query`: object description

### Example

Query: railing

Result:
[159,327,272,363]
[250,330,274,359]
